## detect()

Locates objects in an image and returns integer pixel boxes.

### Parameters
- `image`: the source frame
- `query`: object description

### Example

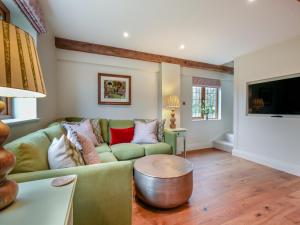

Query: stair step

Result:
[213,140,233,153]
[225,133,234,143]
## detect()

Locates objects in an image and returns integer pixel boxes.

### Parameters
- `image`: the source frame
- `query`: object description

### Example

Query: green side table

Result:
[166,128,188,158]
[0,176,77,225]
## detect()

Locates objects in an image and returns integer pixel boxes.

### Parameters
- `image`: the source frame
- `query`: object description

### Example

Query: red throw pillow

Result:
[110,127,135,145]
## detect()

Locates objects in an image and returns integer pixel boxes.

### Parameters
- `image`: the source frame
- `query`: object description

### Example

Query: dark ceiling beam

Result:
[55,37,234,74]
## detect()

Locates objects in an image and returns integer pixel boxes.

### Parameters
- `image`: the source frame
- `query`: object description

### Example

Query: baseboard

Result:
[186,143,213,151]
[232,149,300,177]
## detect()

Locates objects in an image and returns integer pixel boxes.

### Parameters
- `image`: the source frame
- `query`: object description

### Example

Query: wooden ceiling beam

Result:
[55,37,234,74]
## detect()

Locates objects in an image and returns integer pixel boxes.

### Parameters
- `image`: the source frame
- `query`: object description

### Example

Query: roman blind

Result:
[192,77,221,88]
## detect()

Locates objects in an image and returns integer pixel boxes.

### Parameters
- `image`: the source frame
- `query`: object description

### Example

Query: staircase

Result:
[213,133,234,152]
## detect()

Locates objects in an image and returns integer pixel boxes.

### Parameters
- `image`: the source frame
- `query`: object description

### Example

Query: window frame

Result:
[0,97,13,119]
[192,86,220,120]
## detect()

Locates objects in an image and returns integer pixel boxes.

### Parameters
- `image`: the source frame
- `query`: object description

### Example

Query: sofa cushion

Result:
[142,142,172,156]
[63,120,100,147]
[11,143,49,174]
[5,131,51,174]
[109,120,134,129]
[132,120,158,144]
[135,119,166,142]
[100,119,109,144]
[48,135,85,169]
[98,152,118,163]
[43,124,64,142]
[77,134,101,165]
[110,127,134,145]
[95,143,111,154]
[108,120,134,144]
[65,117,84,122]
[110,143,145,161]
[90,119,104,144]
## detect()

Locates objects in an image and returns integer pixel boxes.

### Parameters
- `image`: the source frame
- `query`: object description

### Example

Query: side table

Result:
[166,128,188,157]
[0,176,77,225]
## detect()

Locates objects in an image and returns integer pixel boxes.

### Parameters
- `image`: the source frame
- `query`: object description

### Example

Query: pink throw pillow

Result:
[77,133,101,165]
[63,120,100,147]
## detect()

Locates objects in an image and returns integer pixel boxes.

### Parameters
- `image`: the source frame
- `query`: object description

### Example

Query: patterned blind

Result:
[192,77,221,88]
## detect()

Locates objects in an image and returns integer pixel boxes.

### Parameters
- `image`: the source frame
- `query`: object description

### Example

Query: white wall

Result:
[181,68,234,150]
[161,63,181,128]
[56,50,159,120]
[56,50,234,151]
[233,36,300,176]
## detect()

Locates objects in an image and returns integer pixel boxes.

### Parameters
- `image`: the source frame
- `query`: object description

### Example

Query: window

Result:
[0,97,37,124]
[192,77,221,120]
[0,97,12,119]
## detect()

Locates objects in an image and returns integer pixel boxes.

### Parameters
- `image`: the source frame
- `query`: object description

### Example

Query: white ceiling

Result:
[40,0,300,65]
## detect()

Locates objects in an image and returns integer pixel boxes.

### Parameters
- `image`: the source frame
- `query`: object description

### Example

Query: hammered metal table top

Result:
[134,154,193,178]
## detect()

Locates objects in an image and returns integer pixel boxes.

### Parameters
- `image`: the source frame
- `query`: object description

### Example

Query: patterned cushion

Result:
[77,133,101,165]
[132,120,158,144]
[157,119,166,142]
[48,135,84,169]
[62,120,100,149]
[90,119,104,144]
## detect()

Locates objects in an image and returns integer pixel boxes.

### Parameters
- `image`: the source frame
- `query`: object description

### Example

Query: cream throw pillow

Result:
[48,135,85,169]
[132,120,158,144]
[134,119,166,142]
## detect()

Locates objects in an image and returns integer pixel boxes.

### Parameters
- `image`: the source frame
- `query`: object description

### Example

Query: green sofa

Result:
[6,117,177,225]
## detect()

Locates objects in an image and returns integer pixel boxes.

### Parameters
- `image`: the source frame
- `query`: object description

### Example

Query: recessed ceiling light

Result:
[179,44,185,50]
[248,0,256,3]
[123,32,129,38]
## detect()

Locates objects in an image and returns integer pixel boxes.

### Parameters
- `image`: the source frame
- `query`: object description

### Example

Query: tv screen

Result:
[248,75,300,115]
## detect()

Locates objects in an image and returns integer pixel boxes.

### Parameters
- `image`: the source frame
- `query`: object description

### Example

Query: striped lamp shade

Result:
[0,21,46,97]
[164,95,180,109]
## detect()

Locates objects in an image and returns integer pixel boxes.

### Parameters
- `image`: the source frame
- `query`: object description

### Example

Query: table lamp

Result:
[0,21,46,210]
[252,98,264,113]
[164,95,180,129]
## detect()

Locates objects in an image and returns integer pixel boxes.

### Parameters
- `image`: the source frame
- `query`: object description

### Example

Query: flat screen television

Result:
[247,74,300,115]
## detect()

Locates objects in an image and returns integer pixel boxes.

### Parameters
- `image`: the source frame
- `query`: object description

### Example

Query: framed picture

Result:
[98,73,131,105]
[0,1,10,22]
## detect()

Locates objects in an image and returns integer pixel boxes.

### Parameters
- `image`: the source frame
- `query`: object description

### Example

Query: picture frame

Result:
[0,1,10,22]
[98,73,131,105]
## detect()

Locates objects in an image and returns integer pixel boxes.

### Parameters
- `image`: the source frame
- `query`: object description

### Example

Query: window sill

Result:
[2,118,40,126]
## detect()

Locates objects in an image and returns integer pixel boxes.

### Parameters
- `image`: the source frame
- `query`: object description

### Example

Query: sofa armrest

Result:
[8,161,132,225]
[164,130,177,155]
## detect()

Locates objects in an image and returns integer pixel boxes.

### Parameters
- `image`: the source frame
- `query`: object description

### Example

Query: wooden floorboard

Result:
[132,149,300,225]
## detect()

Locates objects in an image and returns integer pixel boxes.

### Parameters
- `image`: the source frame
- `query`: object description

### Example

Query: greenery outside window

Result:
[192,77,221,120]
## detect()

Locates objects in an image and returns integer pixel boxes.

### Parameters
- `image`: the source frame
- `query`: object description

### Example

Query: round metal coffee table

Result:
[134,154,193,208]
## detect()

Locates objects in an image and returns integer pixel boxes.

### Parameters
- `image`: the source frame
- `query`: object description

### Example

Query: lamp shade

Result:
[0,21,46,97]
[164,95,180,109]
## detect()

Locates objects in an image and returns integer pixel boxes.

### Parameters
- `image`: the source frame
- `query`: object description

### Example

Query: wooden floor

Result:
[132,149,300,225]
